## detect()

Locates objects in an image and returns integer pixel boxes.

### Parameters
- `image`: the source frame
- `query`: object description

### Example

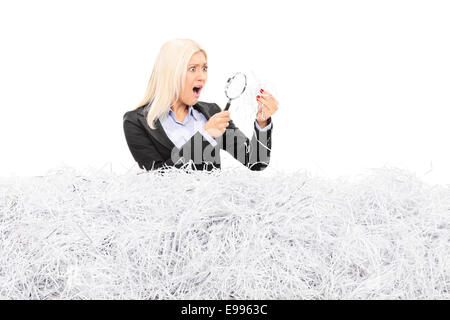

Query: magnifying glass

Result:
[224,72,247,111]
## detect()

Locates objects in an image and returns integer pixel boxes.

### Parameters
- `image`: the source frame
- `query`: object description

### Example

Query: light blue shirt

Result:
[160,106,272,149]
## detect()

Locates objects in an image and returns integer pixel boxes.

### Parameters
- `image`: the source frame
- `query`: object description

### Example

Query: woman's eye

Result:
[203,66,208,71]
[189,67,195,72]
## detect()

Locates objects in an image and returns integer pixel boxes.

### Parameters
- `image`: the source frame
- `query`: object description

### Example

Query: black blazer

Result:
[123,101,272,171]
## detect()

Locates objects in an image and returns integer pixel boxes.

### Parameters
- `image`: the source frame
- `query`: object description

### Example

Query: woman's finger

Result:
[260,91,278,104]
[257,96,276,112]
[260,90,278,102]
[218,113,231,121]
[260,94,279,109]
[260,89,272,96]
[261,93,278,106]
[257,104,272,119]
[257,100,272,113]
[258,103,271,112]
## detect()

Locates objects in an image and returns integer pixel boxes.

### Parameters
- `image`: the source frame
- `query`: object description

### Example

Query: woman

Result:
[123,38,279,171]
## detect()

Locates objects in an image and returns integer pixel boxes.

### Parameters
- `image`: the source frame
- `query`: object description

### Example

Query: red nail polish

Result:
[260,89,264,93]
[256,95,260,99]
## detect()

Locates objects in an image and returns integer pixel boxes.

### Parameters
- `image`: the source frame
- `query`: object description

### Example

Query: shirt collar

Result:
[168,105,199,123]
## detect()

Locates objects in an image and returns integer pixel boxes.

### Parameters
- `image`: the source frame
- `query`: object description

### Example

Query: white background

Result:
[1,0,449,184]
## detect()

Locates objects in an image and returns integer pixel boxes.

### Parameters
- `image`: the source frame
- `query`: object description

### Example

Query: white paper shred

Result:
[0,165,448,299]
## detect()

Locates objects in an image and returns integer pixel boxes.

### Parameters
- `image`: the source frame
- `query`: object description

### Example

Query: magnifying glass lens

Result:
[225,73,247,100]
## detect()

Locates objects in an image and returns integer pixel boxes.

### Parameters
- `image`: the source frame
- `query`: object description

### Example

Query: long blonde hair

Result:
[135,38,207,129]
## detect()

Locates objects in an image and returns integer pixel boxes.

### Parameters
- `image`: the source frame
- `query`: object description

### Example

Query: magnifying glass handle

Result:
[224,100,231,111]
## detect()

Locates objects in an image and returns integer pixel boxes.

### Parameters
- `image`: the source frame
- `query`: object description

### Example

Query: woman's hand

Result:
[256,89,279,128]
[204,110,231,138]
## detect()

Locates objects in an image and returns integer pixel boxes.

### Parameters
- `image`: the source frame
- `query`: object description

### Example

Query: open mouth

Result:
[193,85,203,98]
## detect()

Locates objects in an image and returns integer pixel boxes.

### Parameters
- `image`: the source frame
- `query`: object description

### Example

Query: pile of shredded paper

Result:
[0,165,448,299]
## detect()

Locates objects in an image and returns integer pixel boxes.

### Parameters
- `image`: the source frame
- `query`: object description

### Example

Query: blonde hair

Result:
[135,38,207,129]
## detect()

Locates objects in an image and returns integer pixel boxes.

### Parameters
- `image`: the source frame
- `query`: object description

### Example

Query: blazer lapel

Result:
[137,105,175,151]
[136,101,213,151]
[192,102,213,120]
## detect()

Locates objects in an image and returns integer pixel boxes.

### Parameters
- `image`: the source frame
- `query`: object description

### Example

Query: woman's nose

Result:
[197,72,207,81]
[196,77,206,85]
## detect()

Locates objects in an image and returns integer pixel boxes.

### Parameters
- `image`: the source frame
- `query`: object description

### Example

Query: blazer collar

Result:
[136,101,213,150]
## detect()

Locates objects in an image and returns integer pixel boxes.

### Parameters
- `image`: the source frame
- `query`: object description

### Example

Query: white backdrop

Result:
[1,0,449,184]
